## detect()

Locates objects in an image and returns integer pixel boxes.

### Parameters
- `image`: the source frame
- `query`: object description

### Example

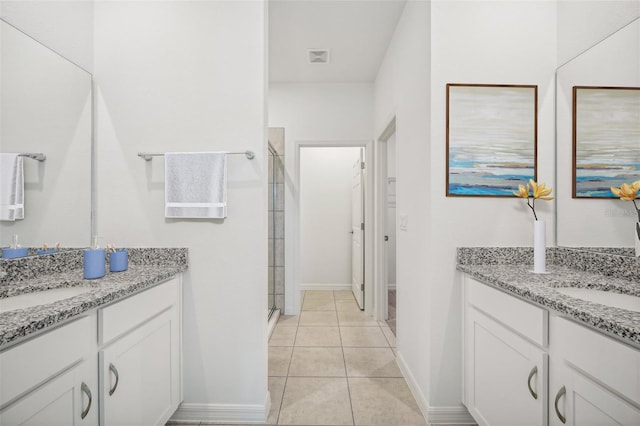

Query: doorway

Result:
[294,141,374,315]
[376,117,397,334]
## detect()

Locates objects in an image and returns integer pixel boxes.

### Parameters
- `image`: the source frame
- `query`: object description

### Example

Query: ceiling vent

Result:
[307,49,330,64]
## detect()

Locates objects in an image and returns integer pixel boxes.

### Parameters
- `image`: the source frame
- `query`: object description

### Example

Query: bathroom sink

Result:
[555,288,640,313]
[0,287,92,313]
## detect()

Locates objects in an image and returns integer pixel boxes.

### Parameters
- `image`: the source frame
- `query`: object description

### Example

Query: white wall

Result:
[268,83,373,312]
[94,1,268,421]
[374,0,558,420]
[0,0,93,72]
[300,147,361,288]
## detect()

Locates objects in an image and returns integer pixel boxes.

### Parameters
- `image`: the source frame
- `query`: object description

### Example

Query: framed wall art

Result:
[446,83,538,197]
[573,86,640,198]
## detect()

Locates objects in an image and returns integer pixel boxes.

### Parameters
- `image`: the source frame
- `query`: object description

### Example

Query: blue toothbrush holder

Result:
[84,249,106,279]
[3,247,29,259]
[109,250,128,272]
[36,249,58,255]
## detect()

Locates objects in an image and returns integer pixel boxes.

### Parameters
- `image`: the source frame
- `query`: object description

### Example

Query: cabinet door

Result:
[0,358,98,426]
[465,307,547,426]
[100,308,180,426]
[550,364,640,426]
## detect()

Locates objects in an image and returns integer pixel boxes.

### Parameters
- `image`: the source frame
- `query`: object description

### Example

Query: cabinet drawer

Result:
[0,314,94,408]
[553,316,640,405]
[98,278,179,345]
[466,277,548,346]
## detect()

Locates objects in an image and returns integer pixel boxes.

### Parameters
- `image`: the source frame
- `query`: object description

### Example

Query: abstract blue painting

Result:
[446,84,537,197]
[573,86,640,198]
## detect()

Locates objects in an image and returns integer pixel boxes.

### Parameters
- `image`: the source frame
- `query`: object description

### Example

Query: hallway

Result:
[267,290,425,425]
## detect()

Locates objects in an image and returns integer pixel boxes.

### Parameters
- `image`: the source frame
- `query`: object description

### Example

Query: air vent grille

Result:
[307,49,330,64]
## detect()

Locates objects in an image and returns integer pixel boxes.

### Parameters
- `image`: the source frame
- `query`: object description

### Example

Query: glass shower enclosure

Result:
[268,134,284,320]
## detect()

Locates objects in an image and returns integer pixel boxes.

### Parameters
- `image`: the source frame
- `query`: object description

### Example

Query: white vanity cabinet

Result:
[98,278,182,426]
[463,274,640,426]
[462,276,548,426]
[0,276,182,426]
[549,316,640,426]
[0,314,99,426]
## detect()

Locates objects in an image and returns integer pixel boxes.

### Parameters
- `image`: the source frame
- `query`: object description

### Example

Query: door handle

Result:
[554,385,567,424]
[109,363,119,396]
[80,382,92,419]
[527,366,538,400]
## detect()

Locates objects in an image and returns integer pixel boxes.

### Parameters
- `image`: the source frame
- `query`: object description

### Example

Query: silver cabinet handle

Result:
[527,366,538,400]
[80,382,92,419]
[554,385,567,424]
[108,363,119,396]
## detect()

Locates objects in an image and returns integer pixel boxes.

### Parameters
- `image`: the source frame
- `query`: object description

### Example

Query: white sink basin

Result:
[0,287,92,313]
[555,287,640,313]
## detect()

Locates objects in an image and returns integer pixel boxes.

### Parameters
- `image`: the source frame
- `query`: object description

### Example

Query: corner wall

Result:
[94,1,268,421]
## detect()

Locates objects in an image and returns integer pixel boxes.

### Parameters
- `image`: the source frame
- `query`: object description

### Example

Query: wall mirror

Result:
[556,17,639,254]
[0,19,92,255]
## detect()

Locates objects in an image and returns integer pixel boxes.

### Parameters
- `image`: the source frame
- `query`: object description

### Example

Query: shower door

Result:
[268,140,284,319]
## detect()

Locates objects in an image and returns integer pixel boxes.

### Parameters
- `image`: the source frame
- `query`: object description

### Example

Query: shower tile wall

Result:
[269,128,285,312]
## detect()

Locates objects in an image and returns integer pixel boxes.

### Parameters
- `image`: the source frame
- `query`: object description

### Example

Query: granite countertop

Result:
[0,248,188,349]
[457,247,640,347]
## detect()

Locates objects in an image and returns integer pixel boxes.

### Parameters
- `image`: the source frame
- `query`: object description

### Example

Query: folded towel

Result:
[0,154,24,221]
[165,152,227,219]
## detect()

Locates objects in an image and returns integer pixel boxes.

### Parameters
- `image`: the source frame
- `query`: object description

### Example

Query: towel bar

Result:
[17,153,46,161]
[138,151,255,161]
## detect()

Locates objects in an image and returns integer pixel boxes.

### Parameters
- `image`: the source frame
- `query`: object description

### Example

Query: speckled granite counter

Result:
[457,247,640,347]
[0,248,188,348]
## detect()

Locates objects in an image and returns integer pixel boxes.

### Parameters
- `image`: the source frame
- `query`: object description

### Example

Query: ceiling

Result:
[269,0,407,83]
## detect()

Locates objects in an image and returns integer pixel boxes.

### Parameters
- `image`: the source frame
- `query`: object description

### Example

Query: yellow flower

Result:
[611,182,640,201]
[529,179,554,200]
[513,183,530,198]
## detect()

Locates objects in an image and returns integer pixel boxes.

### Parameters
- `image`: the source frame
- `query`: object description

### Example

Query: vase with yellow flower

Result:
[514,180,554,273]
[610,180,640,257]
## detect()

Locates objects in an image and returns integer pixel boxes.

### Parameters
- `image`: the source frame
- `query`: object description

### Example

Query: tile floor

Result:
[167,290,428,426]
[267,290,425,426]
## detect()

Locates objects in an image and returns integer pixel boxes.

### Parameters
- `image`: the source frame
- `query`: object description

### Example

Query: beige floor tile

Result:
[381,326,396,347]
[343,347,402,378]
[267,376,286,425]
[289,347,346,377]
[165,422,200,425]
[278,377,353,425]
[269,346,293,376]
[269,325,297,346]
[334,290,355,300]
[338,310,380,326]
[335,298,360,312]
[299,310,338,326]
[304,290,335,299]
[302,298,336,311]
[340,326,389,347]
[349,378,426,425]
[277,315,300,327]
[295,326,342,347]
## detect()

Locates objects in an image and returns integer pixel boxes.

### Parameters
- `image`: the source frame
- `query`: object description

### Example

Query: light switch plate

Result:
[399,213,408,231]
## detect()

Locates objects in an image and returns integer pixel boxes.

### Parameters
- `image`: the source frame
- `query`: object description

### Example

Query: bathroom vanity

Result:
[0,248,187,425]
[458,247,640,426]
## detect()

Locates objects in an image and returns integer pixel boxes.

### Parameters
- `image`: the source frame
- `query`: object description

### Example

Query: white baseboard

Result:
[395,351,429,420]
[300,283,351,291]
[396,352,475,425]
[170,395,270,424]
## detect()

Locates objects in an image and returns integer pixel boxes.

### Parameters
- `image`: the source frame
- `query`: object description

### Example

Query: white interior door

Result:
[351,149,364,309]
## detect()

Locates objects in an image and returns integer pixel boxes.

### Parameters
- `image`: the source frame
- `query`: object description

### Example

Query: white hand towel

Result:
[165,152,227,219]
[0,154,24,221]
